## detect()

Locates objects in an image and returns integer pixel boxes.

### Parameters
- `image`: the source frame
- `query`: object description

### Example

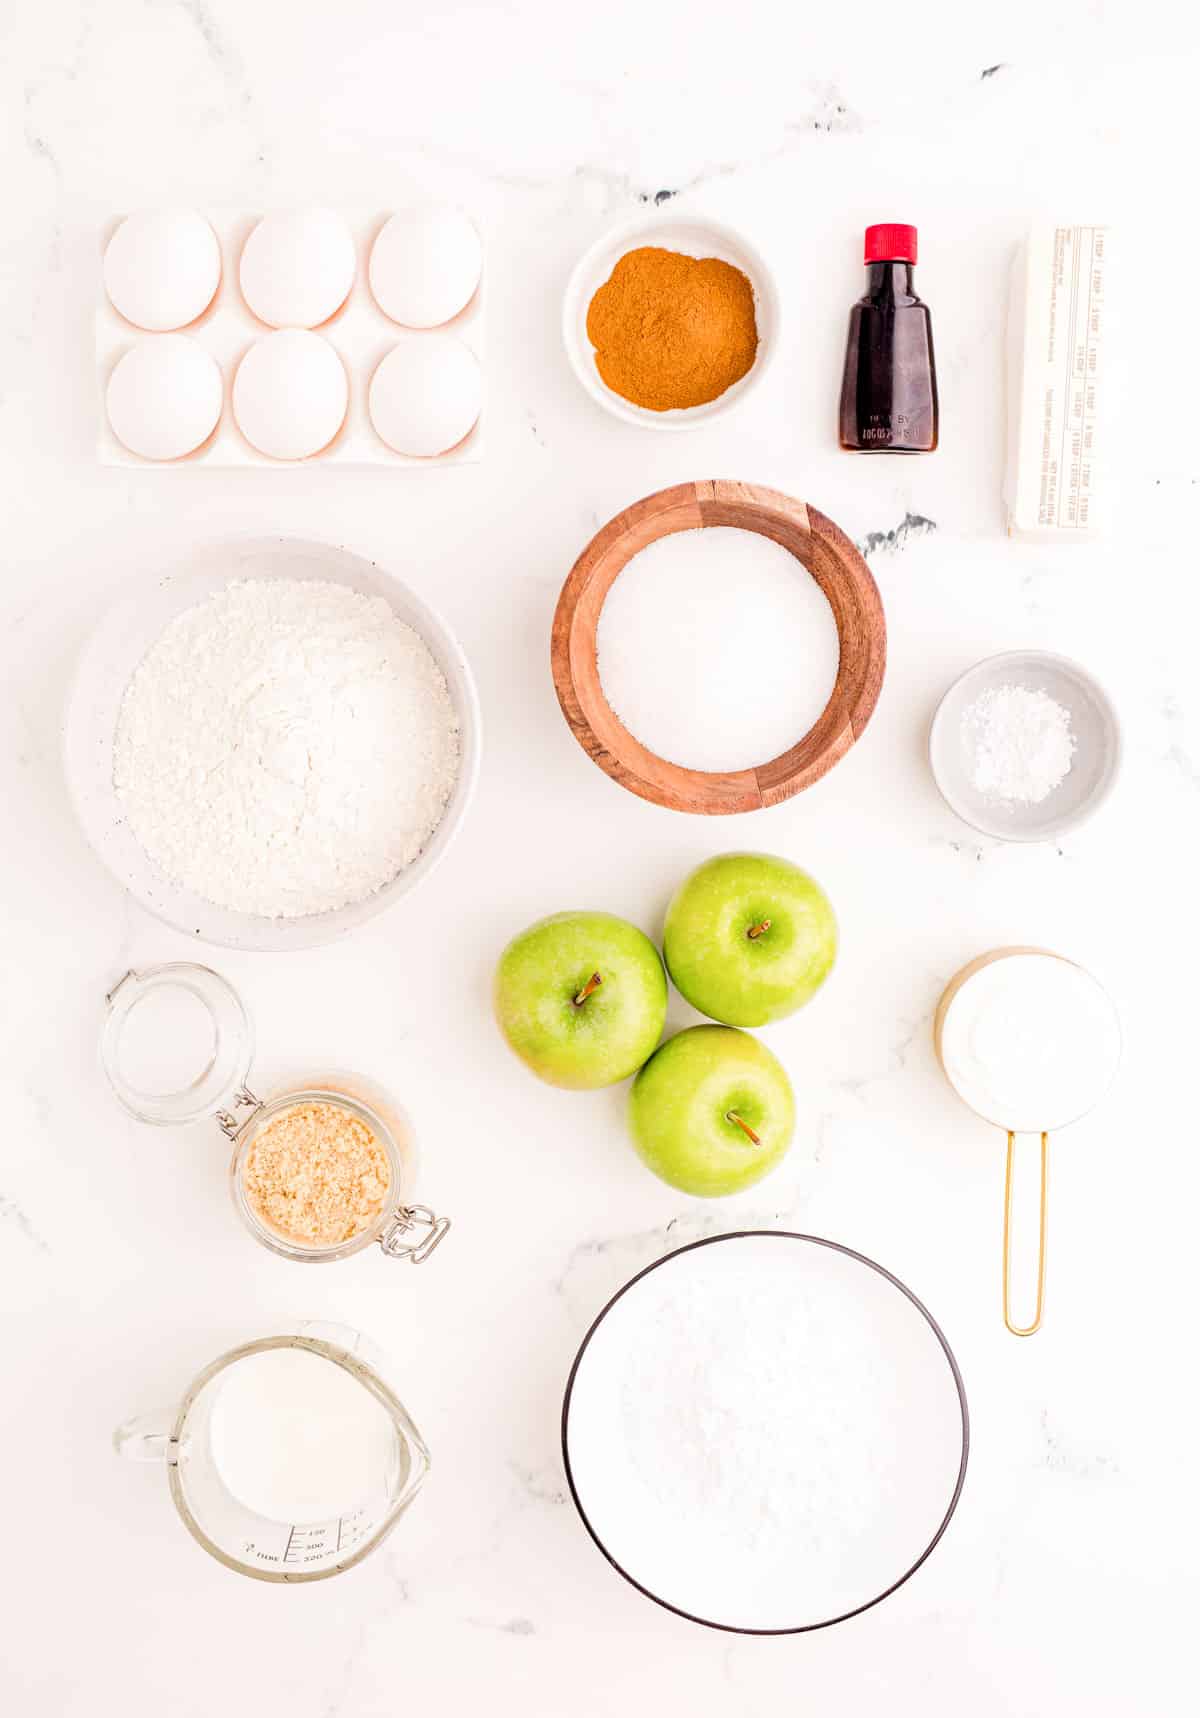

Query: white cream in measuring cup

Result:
[934,947,1121,1336]
[115,1324,429,1581]
[210,1346,398,1523]
[101,963,449,1265]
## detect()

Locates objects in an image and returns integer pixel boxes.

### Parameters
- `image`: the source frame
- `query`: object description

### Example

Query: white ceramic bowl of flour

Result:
[64,538,480,952]
[929,650,1120,842]
[562,1231,967,1633]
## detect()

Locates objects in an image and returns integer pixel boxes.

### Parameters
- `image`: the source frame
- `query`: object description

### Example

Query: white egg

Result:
[368,332,482,457]
[369,207,482,328]
[239,209,357,329]
[233,329,348,460]
[103,210,221,332]
[106,336,223,460]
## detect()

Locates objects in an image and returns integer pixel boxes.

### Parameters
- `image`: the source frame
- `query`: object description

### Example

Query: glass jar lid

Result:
[102,963,254,1125]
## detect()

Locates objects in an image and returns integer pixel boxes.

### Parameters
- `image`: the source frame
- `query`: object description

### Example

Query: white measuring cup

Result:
[115,1322,430,1581]
[934,947,1121,1336]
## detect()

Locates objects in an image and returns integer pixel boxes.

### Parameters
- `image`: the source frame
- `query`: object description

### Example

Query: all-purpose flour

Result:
[113,579,460,918]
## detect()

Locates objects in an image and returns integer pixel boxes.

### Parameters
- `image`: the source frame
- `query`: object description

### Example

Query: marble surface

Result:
[2,2,1197,1712]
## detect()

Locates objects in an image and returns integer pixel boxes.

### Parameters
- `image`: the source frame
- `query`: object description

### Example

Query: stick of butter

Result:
[1005,225,1111,540]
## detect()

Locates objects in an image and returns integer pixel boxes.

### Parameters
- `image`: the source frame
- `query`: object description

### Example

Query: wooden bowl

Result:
[550,481,886,815]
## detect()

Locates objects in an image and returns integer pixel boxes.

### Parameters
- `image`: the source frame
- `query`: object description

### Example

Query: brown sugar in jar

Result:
[241,1098,392,1250]
[100,964,450,1267]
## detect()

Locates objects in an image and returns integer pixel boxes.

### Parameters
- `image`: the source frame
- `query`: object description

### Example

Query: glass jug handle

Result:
[114,1408,176,1463]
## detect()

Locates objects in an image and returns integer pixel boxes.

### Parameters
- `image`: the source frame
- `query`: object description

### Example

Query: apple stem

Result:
[726,1111,761,1146]
[573,972,603,1008]
[747,919,771,940]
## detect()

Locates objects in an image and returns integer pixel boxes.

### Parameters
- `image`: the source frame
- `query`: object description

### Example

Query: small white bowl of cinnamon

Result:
[562,211,780,429]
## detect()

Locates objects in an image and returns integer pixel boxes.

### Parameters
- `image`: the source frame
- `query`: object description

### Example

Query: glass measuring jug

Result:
[115,1322,430,1582]
[934,946,1121,1336]
[101,963,449,1264]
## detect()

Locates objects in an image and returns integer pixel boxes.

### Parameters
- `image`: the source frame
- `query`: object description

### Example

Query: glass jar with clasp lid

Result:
[101,963,449,1265]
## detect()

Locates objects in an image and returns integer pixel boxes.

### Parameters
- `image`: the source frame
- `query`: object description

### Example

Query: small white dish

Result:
[64,537,481,953]
[929,650,1121,842]
[562,212,779,430]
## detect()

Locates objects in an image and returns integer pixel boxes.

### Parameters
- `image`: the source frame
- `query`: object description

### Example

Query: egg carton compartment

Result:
[95,209,484,468]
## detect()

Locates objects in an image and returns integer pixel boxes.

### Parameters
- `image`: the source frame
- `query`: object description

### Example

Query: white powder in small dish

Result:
[962,682,1076,805]
[596,527,840,772]
[113,578,460,918]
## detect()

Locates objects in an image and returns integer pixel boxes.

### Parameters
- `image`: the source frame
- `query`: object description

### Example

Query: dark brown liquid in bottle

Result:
[839,261,938,452]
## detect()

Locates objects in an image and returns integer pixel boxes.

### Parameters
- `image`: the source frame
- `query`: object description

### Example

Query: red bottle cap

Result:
[864,223,918,263]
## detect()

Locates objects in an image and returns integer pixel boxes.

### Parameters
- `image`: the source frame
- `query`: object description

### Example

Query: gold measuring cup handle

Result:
[1002,1131,1048,1337]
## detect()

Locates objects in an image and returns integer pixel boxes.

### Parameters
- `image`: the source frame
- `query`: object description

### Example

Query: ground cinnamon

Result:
[586,246,758,411]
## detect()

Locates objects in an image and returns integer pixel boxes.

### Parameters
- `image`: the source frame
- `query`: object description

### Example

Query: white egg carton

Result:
[95,209,484,468]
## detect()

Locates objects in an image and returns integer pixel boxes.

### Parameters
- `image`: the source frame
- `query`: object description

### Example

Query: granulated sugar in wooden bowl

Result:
[550,481,886,815]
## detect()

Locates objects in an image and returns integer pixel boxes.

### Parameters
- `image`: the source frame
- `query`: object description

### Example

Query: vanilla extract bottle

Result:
[839,223,938,453]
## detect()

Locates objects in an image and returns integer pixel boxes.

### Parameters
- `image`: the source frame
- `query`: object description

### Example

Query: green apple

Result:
[628,1024,795,1196]
[494,910,667,1090]
[663,852,837,1027]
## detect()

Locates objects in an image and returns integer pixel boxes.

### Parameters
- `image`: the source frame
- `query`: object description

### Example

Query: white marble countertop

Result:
[2,2,1197,1712]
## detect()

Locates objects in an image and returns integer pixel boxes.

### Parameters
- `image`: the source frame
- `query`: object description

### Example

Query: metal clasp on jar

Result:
[379,1204,451,1264]
[216,1086,263,1139]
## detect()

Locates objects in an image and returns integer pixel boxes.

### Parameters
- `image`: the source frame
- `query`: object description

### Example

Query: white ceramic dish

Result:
[562,212,779,429]
[63,538,481,953]
[96,209,484,468]
[929,650,1121,842]
[562,1232,968,1634]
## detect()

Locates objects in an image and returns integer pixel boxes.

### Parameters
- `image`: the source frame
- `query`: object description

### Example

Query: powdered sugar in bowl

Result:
[562,1232,967,1633]
[65,537,480,951]
[929,650,1120,843]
